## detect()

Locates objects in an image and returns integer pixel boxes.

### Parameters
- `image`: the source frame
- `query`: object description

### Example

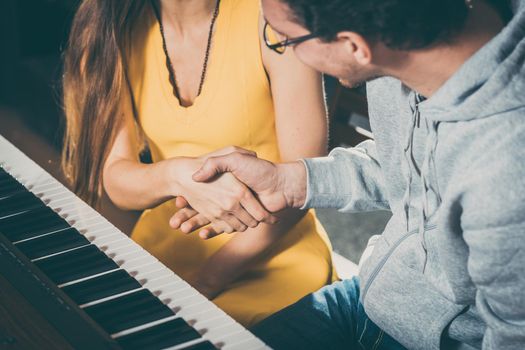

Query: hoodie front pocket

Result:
[362,231,465,350]
[361,224,436,302]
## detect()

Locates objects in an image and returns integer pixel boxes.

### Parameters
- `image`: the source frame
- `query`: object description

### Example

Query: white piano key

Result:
[166,294,206,309]
[32,181,63,194]
[58,210,100,223]
[218,331,261,349]
[130,263,172,279]
[86,227,125,241]
[110,314,181,339]
[0,210,31,221]
[11,227,71,244]
[163,338,207,350]
[192,311,238,333]
[223,338,268,350]
[30,243,95,262]
[90,235,130,248]
[58,211,101,225]
[197,325,243,345]
[58,267,121,288]
[192,316,235,332]
[158,287,199,303]
[37,186,69,198]
[119,255,158,270]
[77,221,116,233]
[116,250,161,267]
[142,275,182,290]
[102,240,142,257]
[78,286,144,308]
[45,194,77,207]
[52,200,95,216]
[152,285,195,305]
[176,302,217,320]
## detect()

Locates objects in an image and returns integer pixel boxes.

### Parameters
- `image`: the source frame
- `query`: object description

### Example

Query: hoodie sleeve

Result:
[301,140,390,212]
[460,155,525,350]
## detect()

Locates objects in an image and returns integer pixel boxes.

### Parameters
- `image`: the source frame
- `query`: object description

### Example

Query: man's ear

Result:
[336,31,372,65]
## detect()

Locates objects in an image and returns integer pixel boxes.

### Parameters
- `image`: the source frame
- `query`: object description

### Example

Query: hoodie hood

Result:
[420,0,525,122]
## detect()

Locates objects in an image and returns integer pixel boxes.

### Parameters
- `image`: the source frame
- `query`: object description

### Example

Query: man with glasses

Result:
[174,0,525,349]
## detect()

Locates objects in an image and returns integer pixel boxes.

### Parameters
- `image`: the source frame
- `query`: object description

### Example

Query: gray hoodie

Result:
[302,2,525,349]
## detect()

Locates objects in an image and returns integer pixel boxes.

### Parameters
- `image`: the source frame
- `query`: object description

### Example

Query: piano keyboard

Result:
[0,135,269,350]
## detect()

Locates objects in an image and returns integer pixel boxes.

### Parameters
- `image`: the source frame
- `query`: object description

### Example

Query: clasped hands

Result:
[169,146,306,239]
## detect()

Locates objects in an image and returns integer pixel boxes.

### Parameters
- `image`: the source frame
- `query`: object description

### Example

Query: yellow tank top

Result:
[127,0,336,326]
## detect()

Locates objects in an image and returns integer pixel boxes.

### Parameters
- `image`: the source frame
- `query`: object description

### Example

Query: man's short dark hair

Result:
[282,0,472,50]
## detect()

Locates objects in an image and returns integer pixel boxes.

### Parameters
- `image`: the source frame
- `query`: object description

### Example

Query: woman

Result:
[62,0,337,327]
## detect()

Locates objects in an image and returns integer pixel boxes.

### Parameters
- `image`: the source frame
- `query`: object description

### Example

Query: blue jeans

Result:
[251,277,406,350]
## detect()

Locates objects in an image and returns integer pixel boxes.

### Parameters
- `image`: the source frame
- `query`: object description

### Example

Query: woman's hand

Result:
[170,147,307,239]
[167,155,276,234]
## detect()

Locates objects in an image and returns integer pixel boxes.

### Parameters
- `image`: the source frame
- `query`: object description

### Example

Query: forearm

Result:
[301,141,391,212]
[276,161,308,209]
[194,208,306,295]
[103,157,196,211]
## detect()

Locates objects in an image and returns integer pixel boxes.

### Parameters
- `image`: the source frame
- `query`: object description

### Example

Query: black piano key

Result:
[0,170,16,181]
[0,206,71,242]
[35,245,118,284]
[61,269,141,305]
[84,289,154,319]
[0,176,26,199]
[84,289,175,334]
[0,205,64,230]
[35,244,100,270]
[183,341,218,350]
[45,255,118,285]
[38,247,114,278]
[116,318,201,350]
[15,228,90,260]
[0,191,45,218]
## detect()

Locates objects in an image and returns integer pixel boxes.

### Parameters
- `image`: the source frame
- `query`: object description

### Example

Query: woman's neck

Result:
[158,0,216,34]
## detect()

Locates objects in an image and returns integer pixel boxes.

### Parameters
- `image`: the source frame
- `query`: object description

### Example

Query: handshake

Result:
[169,146,308,239]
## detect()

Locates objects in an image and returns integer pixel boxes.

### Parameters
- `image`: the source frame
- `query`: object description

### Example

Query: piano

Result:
[0,135,270,350]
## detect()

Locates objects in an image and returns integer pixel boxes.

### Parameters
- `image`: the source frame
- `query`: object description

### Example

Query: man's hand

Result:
[167,151,280,234]
[170,147,308,239]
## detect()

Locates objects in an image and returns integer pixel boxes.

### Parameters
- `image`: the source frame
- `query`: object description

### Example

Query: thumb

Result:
[193,156,234,182]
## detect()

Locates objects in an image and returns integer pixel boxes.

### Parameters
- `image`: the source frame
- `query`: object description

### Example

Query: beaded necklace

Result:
[153,0,221,104]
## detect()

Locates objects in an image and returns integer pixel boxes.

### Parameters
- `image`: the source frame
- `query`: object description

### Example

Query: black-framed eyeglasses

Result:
[263,21,318,54]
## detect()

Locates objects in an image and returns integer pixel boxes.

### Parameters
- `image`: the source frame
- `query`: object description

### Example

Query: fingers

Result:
[220,213,247,234]
[178,217,233,240]
[175,196,189,209]
[239,191,277,225]
[174,212,248,236]
[199,227,218,240]
[169,208,198,229]
[180,214,211,234]
[232,205,259,229]
[199,223,225,240]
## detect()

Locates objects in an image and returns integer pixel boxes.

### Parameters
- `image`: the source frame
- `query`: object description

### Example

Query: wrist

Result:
[163,157,203,197]
[276,161,307,209]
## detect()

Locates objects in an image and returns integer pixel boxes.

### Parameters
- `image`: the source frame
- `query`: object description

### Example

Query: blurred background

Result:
[0,0,390,264]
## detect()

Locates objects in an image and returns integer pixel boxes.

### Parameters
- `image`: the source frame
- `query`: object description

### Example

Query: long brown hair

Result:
[62,0,146,206]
